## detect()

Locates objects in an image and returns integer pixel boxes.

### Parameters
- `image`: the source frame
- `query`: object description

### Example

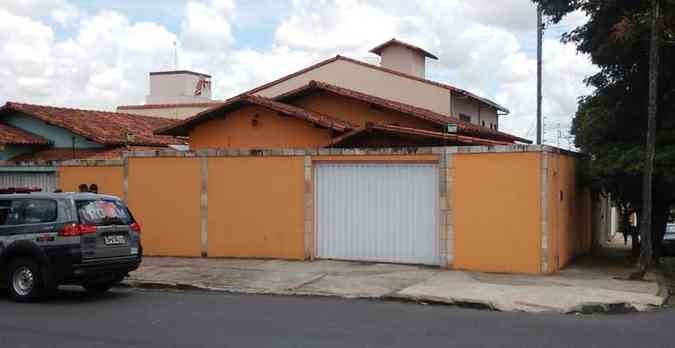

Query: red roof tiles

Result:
[117,102,224,110]
[0,102,185,147]
[369,38,439,60]
[326,122,511,148]
[276,81,531,144]
[8,146,167,163]
[156,94,358,136]
[0,123,50,145]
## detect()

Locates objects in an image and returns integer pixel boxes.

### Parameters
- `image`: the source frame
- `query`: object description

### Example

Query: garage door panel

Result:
[316,163,439,265]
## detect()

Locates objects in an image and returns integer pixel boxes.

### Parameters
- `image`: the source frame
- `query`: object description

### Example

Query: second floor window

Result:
[459,114,471,122]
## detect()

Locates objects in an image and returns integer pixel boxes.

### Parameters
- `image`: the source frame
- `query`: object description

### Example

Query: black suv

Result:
[0,193,142,302]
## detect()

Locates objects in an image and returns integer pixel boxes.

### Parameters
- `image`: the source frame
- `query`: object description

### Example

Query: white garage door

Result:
[316,163,439,265]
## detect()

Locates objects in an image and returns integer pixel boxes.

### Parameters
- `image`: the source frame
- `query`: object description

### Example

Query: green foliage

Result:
[533,0,675,208]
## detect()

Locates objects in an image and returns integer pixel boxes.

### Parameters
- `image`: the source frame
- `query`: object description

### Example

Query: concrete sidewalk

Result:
[126,255,667,314]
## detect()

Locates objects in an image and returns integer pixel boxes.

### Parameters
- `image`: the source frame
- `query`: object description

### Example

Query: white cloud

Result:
[1,0,79,26]
[0,7,176,109]
[0,0,596,146]
[181,0,235,52]
[496,39,597,145]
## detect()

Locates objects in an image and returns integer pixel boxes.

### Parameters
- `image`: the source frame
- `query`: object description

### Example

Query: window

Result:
[482,121,486,127]
[0,200,20,226]
[459,114,471,122]
[77,200,133,226]
[22,200,57,224]
[0,199,57,225]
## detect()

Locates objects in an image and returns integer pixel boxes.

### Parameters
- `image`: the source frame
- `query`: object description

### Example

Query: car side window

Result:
[0,200,23,226]
[21,200,58,224]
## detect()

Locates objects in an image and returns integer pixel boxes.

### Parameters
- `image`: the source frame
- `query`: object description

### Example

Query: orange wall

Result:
[207,157,305,259]
[59,166,124,198]
[189,105,331,149]
[453,153,542,274]
[127,157,202,256]
[547,153,592,272]
[291,91,440,130]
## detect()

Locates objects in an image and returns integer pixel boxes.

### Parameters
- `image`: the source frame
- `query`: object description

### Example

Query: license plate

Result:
[104,235,126,245]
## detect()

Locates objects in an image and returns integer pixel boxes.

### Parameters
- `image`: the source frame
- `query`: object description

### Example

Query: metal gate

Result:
[315,162,439,265]
[0,168,58,193]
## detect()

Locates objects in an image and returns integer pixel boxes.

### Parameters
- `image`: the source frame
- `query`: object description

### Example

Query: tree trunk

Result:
[631,0,660,280]
[651,199,670,264]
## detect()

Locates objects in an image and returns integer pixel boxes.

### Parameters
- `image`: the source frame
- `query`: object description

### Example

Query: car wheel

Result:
[7,258,50,302]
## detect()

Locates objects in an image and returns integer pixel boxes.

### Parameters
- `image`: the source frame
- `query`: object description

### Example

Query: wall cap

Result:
[121,145,582,159]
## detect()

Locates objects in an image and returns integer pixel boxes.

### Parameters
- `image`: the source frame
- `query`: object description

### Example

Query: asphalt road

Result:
[1,287,674,348]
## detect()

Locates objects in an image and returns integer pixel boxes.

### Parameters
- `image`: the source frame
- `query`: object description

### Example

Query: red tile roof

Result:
[0,123,50,145]
[0,102,185,147]
[156,94,358,136]
[244,55,509,113]
[9,146,166,163]
[117,102,224,110]
[326,122,511,148]
[276,81,531,144]
[369,38,439,60]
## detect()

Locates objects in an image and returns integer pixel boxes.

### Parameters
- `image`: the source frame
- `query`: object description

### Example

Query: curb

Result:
[122,279,660,315]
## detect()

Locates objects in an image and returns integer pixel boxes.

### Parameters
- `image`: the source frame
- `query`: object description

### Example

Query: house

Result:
[248,39,509,130]
[117,70,222,119]
[0,102,183,163]
[0,102,184,192]
[156,39,529,149]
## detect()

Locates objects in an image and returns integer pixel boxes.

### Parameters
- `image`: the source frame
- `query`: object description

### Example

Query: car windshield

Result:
[76,199,133,226]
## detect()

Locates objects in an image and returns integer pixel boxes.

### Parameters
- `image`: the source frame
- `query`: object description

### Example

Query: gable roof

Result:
[369,38,439,60]
[0,102,185,147]
[276,81,531,144]
[244,55,509,113]
[327,122,511,148]
[155,95,358,136]
[0,123,51,145]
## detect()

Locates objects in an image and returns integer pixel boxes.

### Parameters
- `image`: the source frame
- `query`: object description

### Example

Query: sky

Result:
[0,0,597,146]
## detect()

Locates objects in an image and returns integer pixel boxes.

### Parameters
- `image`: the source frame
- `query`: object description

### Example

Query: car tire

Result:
[7,257,51,302]
[82,278,121,296]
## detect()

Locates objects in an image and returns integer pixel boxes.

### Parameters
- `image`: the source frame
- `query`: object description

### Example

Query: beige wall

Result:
[147,72,212,104]
[379,45,426,78]
[452,95,499,130]
[117,106,212,120]
[255,59,453,117]
[255,58,503,130]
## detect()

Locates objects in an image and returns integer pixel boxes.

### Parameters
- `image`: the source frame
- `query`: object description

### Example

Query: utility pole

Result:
[536,6,544,145]
[635,0,660,278]
[173,41,178,69]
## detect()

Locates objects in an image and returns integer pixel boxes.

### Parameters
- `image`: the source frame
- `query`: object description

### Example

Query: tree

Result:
[532,0,675,267]
[635,0,660,279]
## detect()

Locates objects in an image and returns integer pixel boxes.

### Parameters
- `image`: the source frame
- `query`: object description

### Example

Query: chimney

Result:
[369,39,438,79]
[146,70,212,105]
